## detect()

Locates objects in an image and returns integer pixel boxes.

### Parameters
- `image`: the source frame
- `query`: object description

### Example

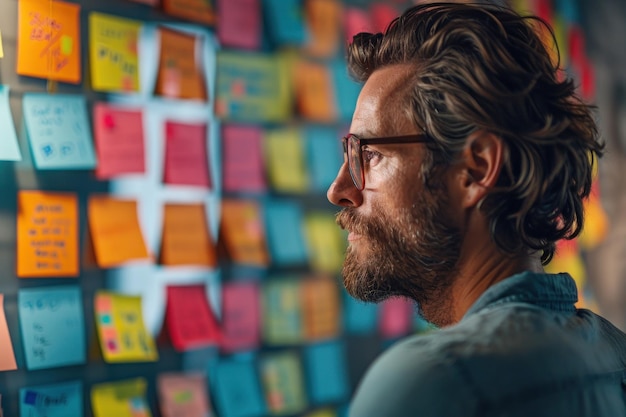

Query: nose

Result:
[327,162,364,207]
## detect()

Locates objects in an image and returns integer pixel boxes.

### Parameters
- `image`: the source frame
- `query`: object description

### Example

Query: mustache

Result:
[336,208,370,235]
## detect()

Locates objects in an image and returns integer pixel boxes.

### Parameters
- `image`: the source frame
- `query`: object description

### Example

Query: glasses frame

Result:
[342,133,430,190]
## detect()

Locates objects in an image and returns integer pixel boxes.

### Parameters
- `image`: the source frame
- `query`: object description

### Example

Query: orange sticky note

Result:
[301,276,340,341]
[294,60,336,123]
[163,121,211,188]
[17,0,81,83]
[0,294,17,371]
[155,27,207,101]
[304,0,342,58]
[87,195,150,268]
[160,203,217,267]
[165,284,221,352]
[219,199,269,267]
[93,103,145,179]
[162,0,216,25]
[17,191,79,277]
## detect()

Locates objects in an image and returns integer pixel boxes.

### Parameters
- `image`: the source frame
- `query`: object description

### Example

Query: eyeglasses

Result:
[342,133,430,190]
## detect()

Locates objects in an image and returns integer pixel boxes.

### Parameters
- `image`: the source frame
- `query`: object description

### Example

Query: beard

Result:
[336,186,462,320]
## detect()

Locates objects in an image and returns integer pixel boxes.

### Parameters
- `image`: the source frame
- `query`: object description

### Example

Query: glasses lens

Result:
[348,135,364,190]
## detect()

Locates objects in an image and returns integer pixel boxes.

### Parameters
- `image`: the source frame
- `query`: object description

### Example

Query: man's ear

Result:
[457,131,504,209]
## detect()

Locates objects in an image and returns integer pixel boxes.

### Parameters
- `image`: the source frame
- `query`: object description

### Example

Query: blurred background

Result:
[0,0,624,416]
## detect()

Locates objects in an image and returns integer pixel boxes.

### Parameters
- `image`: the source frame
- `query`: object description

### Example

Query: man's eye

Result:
[362,149,382,164]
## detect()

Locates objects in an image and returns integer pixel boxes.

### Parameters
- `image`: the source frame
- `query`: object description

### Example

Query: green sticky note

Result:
[61,36,73,55]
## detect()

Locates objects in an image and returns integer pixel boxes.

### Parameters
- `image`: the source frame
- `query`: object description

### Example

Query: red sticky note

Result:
[379,297,413,339]
[220,281,261,353]
[165,284,221,351]
[344,7,374,42]
[217,0,261,50]
[93,103,145,179]
[222,125,266,193]
[369,3,398,33]
[163,121,212,188]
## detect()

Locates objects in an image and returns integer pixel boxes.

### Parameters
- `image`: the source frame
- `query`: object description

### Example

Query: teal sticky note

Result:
[331,60,362,122]
[20,381,82,417]
[264,199,308,266]
[22,94,97,169]
[304,340,349,404]
[343,291,379,334]
[0,85,22,161]
[210,356,266,417]
[18,286,86,370]
[263,0,307,46]
[305,126,343,193]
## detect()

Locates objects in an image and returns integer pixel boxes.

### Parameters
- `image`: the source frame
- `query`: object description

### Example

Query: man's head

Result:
[327,2,603,323]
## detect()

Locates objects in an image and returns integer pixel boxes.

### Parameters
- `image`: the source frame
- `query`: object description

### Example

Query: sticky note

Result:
[93,103,145,179]
[20,381,82,417]
[217,0,261,49]
[162,0,216,25]
[17,0,81,83]
[259,351,307,415]
[158,373,212,417]
[17,191,79,278]
[301,276,341,341]
[160,203,216,267]
[264,199,308,266]
[304,0,342,58]
[210,356,266,417]
[165,284,221,352]
[331,59,362,122]
[344,7,374,42]
[220,199,269,267]
[304,126,343,193]
[18,286,85,370]
[304,212,346,273]
[304,341,349,404]
[222,124,266,193]
[369,3,399,33]
[294,60,337,122]
[0,30,4,58]
[264,128,309,193]
[220,281,260,353]
[0,85,22,161]
[89,13,141,93]
[262,279,302,345]
[163,121,211,188]
[379,297,414,339]
[91,378,152,417]
[88,195,150,268]
[343,292,379,334]
[305,409,337,417]
[22,94,97,169]
[0,294,17,371]
[155,28,207,100]
[94,291,158,362]
[215,52,292,123]
[263,0,306,45]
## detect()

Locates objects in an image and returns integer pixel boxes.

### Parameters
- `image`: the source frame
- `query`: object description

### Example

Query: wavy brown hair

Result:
[347,2,604,264]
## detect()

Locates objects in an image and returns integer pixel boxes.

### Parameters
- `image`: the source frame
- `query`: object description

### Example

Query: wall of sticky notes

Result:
[0,0,599,416]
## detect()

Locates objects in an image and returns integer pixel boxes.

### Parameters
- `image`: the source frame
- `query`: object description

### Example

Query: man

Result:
[327,3,626,416]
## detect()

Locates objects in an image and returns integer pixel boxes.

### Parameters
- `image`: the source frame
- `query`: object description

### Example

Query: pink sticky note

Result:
[93,103,145,179]
[0,294,17,371]
[217,0,261,49]
[220,281,261,353]
[222,125,266,193]
[369,3,399,33]
[163,121,212,188]
[344,7,375,42]
[379,297,413,339]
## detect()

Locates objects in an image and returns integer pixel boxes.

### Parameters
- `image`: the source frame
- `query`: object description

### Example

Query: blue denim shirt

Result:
[349,272,626,417]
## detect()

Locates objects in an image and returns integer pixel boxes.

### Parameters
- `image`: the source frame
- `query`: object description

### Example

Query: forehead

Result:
[351,64,417,136]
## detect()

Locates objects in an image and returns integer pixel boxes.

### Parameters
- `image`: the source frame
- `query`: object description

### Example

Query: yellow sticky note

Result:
[94,291,158,363]
[17,0,81,83]
[264,128,309,192]
[304,213,346,273]
[89,12,141,92]
[88,195,150,268]
[92,378,152,417]
[17,191,79,277]
[0,30,4,59]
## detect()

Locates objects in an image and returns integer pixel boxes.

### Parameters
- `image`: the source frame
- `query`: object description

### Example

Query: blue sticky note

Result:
[343,292,379,334]
[264,199,308,266]
[20,381,83,417]
[18,286,86,370]
[22,94,97,169]
[0,85,22,161]
[305,126,343,193]
[331,60,362,122]
[263,0,307,46]
[210,356,266,417]
[304,340,349,404]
